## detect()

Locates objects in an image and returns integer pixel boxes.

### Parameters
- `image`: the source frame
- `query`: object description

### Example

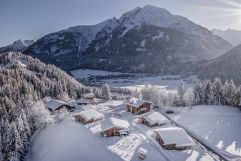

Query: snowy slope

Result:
[169,105,241,157]
[27,121,121,161]
[212,28,241,46]
[0,39,35,53]
[120,5,210,37]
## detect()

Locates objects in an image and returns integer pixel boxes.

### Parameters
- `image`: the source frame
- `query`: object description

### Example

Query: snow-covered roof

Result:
[141,111,167,125]
[101,118,130,131]
[138,147,148,155]
[127,98,152,108]
[83,92,95,98]
[76,98,90,104]
[77,109,103,121]
[46,99,67,110]
[156,127,195,147]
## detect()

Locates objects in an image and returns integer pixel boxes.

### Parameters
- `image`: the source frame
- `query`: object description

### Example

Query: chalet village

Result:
[43,92,197,158]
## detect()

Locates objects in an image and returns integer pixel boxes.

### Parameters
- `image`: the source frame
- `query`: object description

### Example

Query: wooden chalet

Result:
[137,111,168,127]
[46,99,73,112]
[126,98,152,114]
[101,118,130,137]
[155,127,195,150]
[74,109,103,124]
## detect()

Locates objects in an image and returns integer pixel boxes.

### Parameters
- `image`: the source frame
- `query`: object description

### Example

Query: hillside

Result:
[0,52,93,161]
[198,44,241,84]
[23,5,232,74]
[212,29,241,46]
[0,39,35,53]
[0,52,88,114]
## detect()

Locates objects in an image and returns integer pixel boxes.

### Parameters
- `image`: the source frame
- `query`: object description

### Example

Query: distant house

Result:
[101,118,130,137]
[126,98,152,114]
[137,111,168,127]
[83,93,95,100]
[76,98,91,105]
[155,127,195,150]
[74,109,103,124]
[46,99,73,112]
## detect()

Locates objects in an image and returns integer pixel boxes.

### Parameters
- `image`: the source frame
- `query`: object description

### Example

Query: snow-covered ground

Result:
[166,105,241,157]
[27,121,121,161]
[70,68,198,91]
[29,100,220,161]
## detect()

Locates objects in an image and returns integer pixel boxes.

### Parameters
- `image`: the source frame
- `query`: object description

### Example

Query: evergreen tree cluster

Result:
[193,78,241,107]
[0,52,94,161]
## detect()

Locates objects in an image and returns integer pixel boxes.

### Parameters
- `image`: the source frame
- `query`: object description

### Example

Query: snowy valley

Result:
[1,3,241,161]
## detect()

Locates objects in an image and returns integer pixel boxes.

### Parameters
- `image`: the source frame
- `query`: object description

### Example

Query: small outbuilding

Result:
[101,118,130,137]
[46,99,73,112]
[155,127,195,150]
[137,111,168,127]
[74,109,103,124]
[138,147,148,160]
[126,98,152,114]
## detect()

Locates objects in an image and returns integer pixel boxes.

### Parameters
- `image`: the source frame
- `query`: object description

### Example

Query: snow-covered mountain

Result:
[212,28,241,46]
[0,39,35,53]
[198,44,241,84]
[24,5,232,73]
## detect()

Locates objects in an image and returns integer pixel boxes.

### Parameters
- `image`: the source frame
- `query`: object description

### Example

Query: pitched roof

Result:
[46,99,67,110]
[138,147,148,155]
[83,93,95,98]
[77,109,103,121]
[126,98,152,108]
[101,118,130,131]
[156,127,195,147]
[141,111,167,125]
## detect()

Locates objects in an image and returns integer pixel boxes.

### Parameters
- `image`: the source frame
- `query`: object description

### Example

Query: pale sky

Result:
[1,0,241,47]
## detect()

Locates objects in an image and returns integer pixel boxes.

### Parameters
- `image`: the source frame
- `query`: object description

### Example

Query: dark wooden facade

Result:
[127,102,152,114]
[74,115,100,125]
[155,132,191,150]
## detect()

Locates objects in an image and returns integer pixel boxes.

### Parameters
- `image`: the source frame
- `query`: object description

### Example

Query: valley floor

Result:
[70,69,197,91]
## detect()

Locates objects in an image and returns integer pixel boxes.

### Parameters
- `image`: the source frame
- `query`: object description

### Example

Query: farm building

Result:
[137,111,168,127]
[101,118,130,137]
[74,109,103,124]
[155,127,195,150]
[126,98,152,114]
[83,92,95,100]
[46,99,73,112]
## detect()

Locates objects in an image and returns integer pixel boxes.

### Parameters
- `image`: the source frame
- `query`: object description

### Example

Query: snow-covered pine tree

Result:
[101,84,111,100]
[16,115,29,160]
[193,83,201,105]
[234,86,241,107]
[185,88,194,107]
[177,81,185,106]
[212,78,223,105]
[2,119,11,160]
[203,80,213,105]
[10,122,23,161]
[228,80,236,106]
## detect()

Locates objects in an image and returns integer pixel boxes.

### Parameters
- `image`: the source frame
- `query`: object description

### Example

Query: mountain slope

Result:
[212,29,241,46]
[0,52,88,113]
[0,39,35,53]
[24,5,232,73]
[198,44,241,84]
